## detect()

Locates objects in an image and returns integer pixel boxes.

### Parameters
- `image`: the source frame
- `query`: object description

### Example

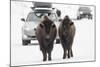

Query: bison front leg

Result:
[48,51,52,61]
[61,40,67,59]
[42,50,47,61]
[68,49,71,58]
[47,45,53,61]
[63,49,67,59]
[71,49,73,57]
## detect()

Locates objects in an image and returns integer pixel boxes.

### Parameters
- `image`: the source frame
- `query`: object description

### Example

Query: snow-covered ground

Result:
[11,1,95,66]
[11,19,95,66]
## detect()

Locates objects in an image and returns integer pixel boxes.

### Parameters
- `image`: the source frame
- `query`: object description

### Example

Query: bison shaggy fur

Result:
[58,15,76,59]
[36,16,57,61]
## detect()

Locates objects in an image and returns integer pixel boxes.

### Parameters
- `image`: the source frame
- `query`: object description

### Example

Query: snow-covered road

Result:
[11,19,95,66]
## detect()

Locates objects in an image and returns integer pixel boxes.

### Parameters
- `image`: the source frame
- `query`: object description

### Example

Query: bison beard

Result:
[59,15,76,59]
[36,16,57,61]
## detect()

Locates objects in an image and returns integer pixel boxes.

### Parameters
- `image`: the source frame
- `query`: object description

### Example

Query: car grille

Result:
[28,36,36,38]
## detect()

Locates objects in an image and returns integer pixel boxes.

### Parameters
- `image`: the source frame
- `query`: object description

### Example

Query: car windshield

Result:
[26,12,57,22]
[79,7,91,12]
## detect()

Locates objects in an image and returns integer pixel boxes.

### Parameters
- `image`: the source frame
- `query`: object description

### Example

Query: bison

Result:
[36,16,57,61]
[58,15,76,59]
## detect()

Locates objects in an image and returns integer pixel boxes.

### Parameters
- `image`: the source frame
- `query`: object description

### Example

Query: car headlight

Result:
[24,27,30,31]
[80,12,83,14]
[23,34,28,39]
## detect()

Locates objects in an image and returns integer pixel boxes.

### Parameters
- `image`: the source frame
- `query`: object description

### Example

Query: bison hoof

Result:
[48,58,51,61]
[63,56,66,59]
[71,55,73,57]
[63,57,66,59]
[68,56,71,59]
[43,58,47,61]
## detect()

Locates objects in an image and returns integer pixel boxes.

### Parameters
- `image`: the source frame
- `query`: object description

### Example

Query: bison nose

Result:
[63,32,66,35]
[45,35,50,40]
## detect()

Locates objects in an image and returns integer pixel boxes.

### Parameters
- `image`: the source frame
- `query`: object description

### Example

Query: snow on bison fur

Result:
[58,15,76,59]
[36,16,57,61]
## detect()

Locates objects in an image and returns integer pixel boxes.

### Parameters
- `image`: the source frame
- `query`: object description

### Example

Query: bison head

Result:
[40,16,56,40]
[62,15,74,36]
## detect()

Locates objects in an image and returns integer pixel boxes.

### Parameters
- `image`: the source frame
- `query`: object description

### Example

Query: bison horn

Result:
[52,23,56,28]
[70,22,74,26]
[40,23,44,28]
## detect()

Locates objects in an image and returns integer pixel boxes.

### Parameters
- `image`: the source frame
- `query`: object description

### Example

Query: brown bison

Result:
[36,16,57,61]
[58,15,76,59]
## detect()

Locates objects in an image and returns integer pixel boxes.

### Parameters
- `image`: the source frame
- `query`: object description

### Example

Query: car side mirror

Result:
[30,7,35,10]
[52,8,55,10]
[21,18,25,22]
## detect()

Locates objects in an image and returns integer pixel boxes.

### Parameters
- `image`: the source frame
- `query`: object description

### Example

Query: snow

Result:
[11,1,95,66]
[11,19,95,66]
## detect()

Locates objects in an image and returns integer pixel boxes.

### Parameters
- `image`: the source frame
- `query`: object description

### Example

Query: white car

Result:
[21,8,61,45]
[77,7,92,20]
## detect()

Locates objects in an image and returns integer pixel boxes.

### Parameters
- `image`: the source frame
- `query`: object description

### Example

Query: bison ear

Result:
[40,23,44,28]
[70,22,74,26]
[52,23,56,28]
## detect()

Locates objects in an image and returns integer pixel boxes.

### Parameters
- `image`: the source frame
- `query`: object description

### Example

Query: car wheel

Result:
[90,16,92,19]
[27,40,31,44]
[80,16,82,19]
[56,39,60,44]
[88,16,92,19]
[77,16,81,20]
[22,40,30,45]
[77,16,79,20]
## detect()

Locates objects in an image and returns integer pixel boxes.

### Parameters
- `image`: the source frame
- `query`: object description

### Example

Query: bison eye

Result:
[52,24,55,28]
[40,23,44,28]
[70,22,74,26]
